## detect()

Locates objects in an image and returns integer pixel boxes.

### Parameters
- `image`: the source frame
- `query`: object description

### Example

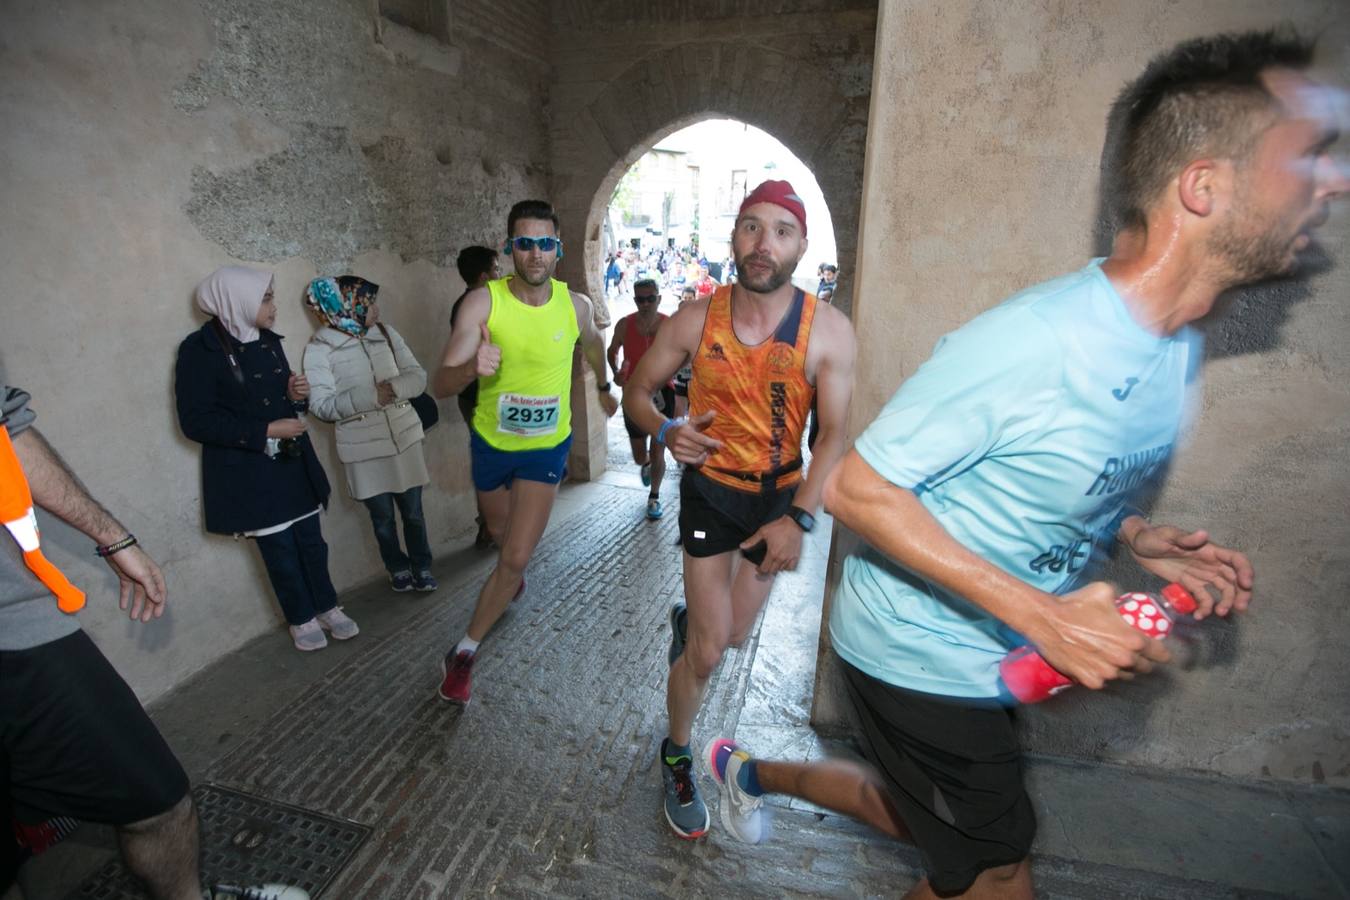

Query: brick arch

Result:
[550,40,866,319]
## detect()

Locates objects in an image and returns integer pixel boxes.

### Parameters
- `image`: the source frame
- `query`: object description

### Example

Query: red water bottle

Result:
[999,583,1198,703]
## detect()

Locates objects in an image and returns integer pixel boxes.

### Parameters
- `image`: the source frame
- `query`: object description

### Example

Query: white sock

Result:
[455,636,480,655]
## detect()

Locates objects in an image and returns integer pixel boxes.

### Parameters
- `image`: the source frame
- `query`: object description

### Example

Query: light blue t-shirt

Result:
[829,262,1202,698]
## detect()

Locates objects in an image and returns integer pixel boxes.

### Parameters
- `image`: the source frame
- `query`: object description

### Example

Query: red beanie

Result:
[738,180,807,237]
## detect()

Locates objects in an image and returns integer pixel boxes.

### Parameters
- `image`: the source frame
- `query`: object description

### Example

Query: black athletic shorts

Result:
[623,386,676,440]
[678,468,797,557]
[0,631,189,827]
[841,660,1035,895]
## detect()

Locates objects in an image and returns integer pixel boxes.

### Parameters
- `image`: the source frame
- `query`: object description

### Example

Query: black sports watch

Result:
[786,505,816,533]
[596,381,612,393]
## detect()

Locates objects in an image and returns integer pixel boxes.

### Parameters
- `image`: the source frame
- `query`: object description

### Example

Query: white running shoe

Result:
[209,882,311,899]
[316,606,359,640]
[704,737,771,843]
[288,619,327,652]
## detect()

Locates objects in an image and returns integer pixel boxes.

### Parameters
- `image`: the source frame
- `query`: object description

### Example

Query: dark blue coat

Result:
[175,320,330,535]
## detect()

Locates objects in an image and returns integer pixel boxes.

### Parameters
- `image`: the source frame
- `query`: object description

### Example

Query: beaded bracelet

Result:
[95,534,137,558]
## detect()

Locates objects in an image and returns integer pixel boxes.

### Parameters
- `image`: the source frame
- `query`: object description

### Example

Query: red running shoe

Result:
[438,650,475,704]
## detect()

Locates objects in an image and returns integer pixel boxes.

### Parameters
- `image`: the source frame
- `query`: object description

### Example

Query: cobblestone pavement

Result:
[204,479,898,898]
[18,419,1347,898]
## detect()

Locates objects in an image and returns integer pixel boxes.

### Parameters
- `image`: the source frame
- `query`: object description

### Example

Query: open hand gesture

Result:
[105,544,167,623]
[667,411,723,466]
[1124,522,1253,618]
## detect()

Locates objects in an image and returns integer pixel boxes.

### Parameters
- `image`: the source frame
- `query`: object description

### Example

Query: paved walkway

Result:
[15,422,1349,898]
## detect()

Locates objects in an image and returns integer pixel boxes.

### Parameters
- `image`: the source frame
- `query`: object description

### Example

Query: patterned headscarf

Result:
[196,266,274,343]
[306,275,379,336]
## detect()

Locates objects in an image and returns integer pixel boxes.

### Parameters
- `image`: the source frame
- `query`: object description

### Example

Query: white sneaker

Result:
[316,606,359,640]
[288,619,327,652]
[209,884,311,900]
[704,737,771,843]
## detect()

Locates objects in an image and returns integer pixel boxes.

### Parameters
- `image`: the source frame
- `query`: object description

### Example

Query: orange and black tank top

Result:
[688,284,817,493]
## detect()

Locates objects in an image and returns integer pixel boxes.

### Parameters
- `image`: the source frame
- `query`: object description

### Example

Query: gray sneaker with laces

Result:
[660,738,709,839]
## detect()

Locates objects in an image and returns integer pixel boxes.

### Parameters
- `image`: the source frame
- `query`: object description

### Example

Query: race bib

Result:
[497,392,560,436]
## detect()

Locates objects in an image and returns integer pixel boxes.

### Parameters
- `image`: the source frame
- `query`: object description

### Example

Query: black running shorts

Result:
[623,386,676,440]
[678,468,797,557]
[841,660,1036,895]
[0,631,190,827]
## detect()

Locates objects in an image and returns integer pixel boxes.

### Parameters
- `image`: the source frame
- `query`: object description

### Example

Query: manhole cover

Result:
[69,783,370,898]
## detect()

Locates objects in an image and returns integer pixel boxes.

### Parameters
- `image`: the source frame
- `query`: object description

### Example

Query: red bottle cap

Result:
[1161,583,1197,615]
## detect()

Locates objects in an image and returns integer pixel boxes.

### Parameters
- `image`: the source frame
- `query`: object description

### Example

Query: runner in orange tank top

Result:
[688,283,816,494]
[622,180,857,839]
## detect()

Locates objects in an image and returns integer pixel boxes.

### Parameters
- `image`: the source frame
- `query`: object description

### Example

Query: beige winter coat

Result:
[303,325,426,465]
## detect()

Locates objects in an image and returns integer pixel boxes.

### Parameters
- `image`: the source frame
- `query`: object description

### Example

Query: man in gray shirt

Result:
[0,385,305,899]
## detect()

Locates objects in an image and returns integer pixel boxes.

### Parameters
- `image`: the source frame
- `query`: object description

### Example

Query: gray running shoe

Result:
[660,738,709,839]
[667,602,687,667]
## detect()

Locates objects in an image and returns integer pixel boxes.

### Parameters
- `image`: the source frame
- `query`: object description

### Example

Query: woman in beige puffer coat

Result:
[303,276,437,592]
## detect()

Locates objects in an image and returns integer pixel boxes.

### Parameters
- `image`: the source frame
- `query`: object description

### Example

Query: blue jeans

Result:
[253,513,338,626]
[362,485,432,575]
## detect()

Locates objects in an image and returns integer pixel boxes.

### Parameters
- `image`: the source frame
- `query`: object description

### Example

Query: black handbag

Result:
[409,391,440,431]
[376,323,439,430]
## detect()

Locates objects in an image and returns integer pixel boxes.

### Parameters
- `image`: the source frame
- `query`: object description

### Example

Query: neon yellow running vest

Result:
[473,276,581,451]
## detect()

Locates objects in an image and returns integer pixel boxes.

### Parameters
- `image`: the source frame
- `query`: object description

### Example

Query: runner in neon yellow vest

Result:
[430,199,618,705]
[472,275,580,451]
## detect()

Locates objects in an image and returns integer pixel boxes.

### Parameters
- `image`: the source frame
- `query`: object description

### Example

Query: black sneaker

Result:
[667,602,687,667]
[474,516,494,550]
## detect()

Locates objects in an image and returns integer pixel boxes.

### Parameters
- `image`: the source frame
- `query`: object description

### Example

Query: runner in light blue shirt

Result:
[830,260,1204,698]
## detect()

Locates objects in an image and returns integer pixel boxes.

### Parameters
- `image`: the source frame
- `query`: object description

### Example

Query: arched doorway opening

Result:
[586,117,838,328]
[588,116,837,479]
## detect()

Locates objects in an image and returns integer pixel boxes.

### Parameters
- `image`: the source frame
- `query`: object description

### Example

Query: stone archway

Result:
[582,114,838,309]
[545,19,876,477]
[552,38,868,317]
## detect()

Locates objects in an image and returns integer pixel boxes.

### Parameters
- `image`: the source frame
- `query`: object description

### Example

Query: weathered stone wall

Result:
[546,1,878,475]
[0,0,550,702]
[814,0,1350,787]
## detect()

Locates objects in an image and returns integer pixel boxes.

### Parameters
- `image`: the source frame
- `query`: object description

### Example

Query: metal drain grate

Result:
[69,783,370,899]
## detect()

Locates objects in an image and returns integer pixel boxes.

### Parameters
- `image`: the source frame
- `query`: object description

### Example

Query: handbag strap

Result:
[210,318,246,387]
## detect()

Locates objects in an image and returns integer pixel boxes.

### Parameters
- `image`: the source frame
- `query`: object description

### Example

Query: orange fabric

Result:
[0,428,85,613]
[688,285,817,493]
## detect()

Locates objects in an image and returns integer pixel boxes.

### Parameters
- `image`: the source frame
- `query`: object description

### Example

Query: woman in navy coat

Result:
[175,265,360,651]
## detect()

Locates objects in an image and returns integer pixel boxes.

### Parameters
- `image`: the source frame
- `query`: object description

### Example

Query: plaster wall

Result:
[813,0,1350,787]
[0,0,550,703]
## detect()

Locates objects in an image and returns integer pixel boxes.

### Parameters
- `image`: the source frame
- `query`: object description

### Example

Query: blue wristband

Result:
[656,416,687,446]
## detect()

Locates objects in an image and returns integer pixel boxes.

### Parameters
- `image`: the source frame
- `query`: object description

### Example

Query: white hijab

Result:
[195,266,273,343]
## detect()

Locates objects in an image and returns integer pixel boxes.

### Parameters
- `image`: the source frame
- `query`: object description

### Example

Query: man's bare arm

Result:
[13,428,167,621]
[823,450,1168,689]
[14,428,126,545]
[572,293,609,382]
[432,288,490,398]
[607,319,625,383]
[793,304,855,515]
[572,292,619,416]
